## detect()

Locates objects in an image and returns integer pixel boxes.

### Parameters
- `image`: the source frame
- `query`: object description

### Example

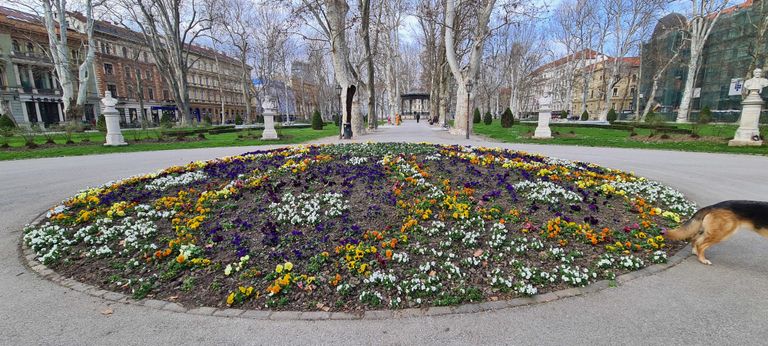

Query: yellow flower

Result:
[275,264,284,273]
[226,292,235,305]
[284,262,294,271]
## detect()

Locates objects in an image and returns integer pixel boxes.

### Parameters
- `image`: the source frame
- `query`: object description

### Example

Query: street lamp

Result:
[465,80,473,140]
[336,85,342,139]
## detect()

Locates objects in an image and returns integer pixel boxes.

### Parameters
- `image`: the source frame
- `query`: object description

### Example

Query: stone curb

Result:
[18,210,694,321]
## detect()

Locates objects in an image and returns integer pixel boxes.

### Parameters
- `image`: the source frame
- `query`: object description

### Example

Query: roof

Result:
[652,13,686,38]
[580,56,640,71]
[0,6,43,25]
[532,49,602,75]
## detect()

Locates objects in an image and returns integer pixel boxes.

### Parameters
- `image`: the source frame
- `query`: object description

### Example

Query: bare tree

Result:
[676,0,730,122]
[120,0,213,125]
[444,0,496,136]
[641,17,686,120]
[213,0,255,123]
[13,0,99,120]
[598,0,665,119]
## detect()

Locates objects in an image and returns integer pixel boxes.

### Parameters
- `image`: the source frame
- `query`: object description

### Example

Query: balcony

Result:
[11,50,52,64]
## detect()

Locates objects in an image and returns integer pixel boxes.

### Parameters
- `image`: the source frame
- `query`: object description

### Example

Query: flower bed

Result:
[23,143,695,311]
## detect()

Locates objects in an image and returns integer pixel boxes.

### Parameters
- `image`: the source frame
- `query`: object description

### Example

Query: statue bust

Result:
[101,91,118,108]
[744,68,768,95]
[537,93,553,109]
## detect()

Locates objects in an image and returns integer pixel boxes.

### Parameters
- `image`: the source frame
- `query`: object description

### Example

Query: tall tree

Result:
[676,0,730,122]
[214,0,255,123]
[444,0,496,136]
[122,0,213,125]
[15,0,99,120]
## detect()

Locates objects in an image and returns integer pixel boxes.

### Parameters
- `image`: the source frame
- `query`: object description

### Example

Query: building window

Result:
[143,52,148,62]
[127,85,134,99]
[148,88,154,100]
[26,42,34,52]
[12,40,20,52]
[630,88,635,97]
[104,63,114,75]
[124,66,131,79]
[105,43,112,55]
[145,69,152,79]
[122,47,128,57]
[163,89,170,100]
[107,84,118,97]
[612,88,618,97]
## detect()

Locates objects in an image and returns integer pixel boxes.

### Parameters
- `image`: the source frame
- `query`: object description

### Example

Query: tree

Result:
[13,0,99,120]
[444,0,497,136]
[213,0,255,124]
[121,0,214,125]
[641,16,686,121]
[500,107,514,127]
[606,108,617,123]
[483,111,492,125]
[581,110,589,120]
[472,108,481,123]
[676,0,731,123]
[599,0,666,119]
[311,109,324,130]
[299,0,366,138]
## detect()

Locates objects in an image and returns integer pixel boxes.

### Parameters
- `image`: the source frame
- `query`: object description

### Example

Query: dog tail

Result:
[665,207,710,240]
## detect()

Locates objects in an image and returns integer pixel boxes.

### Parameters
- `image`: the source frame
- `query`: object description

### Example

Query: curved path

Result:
[2,121,767,344]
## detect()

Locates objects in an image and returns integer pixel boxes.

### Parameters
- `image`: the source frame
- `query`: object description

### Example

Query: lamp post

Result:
[465,80,473,140]
[336,85,342,139]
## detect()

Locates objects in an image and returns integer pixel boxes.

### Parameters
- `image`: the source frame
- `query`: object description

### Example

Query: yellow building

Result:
[572,57,640,118]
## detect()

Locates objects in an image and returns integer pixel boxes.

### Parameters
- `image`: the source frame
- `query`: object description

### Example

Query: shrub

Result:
[472,108,481,124]
[203,115,212,125]
[581,110,589,121]
[607,109,618,124]
[160,113,173,128]
[96,114,107,132]
[311,110,324,130]
[235,115,244,125]
[483,111,492,125]
[0,114,15,130]
[332,113,340,126]
[698,106,712,125]
[500,107,514,128]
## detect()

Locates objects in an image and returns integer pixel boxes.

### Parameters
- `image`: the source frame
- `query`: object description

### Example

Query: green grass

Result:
[473,120,768,155]
[0,125,340,161]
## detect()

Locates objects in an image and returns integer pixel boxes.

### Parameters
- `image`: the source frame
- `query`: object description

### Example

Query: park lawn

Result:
[473,120,768,155]
[0,125,339,161]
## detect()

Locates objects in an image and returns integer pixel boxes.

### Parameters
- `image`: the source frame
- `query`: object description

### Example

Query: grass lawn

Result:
[473,120,768,155]
[0,125,340,161]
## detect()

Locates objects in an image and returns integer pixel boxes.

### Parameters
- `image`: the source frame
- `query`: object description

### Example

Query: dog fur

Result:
[665,200,768,265]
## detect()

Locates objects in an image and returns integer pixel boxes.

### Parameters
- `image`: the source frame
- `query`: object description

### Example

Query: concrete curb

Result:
[19,207,692,321]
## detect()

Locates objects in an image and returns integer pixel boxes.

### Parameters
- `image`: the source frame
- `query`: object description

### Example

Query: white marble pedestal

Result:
[101,91,127,146]
[729,93,763,146]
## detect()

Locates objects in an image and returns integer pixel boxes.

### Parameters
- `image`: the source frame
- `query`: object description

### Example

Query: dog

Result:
[665,200,768,265]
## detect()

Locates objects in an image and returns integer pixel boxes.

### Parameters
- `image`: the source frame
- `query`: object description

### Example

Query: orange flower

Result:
[385,249,393,260]
[176,254,186,263]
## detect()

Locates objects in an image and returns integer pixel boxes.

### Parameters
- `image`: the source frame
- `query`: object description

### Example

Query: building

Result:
[639,0,768,121]
[0,6,100,127]
[290,60,320,120]
[523,49,607,116]
[572,57,640,118]
[0,5,251,128]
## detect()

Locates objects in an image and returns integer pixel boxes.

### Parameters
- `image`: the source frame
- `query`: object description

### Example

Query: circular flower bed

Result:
[23,143,696,311]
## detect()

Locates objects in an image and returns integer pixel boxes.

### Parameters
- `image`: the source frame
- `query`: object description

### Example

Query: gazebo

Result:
[400,92,430,120]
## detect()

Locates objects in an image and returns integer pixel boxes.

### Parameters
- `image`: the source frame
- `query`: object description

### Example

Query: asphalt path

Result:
[1,121,767,345]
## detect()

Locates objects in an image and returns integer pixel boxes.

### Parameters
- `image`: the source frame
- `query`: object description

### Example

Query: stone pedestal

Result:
[261,96,279,140]
[101,91,127,146]
[729,93,764,146]
[533,96,553,139]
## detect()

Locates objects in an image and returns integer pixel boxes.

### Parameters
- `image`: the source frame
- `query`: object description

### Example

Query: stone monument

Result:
[261,95,279,140]
[729,68,768,146]
[533,94,553,139]
[101,91,127,146]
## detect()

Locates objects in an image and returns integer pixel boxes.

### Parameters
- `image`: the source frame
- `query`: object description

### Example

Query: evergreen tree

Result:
[500,107,514,128]
[607,109,618,123]
[580,110,589,121]
[472,108,481,124]
[311,110,324,130]
[96,114,107,132]
[483,111,492,125]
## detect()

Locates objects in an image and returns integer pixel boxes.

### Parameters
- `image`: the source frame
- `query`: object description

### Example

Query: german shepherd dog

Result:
[666,200,768,265]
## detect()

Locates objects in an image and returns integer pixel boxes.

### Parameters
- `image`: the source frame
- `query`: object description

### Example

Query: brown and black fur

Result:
[666,200,768,265]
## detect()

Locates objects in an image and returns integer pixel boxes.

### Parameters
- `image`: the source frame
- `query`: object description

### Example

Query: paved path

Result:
[2,121,767,345]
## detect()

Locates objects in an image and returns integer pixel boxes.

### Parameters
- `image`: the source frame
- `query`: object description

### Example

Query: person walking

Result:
[416,113,420,123]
